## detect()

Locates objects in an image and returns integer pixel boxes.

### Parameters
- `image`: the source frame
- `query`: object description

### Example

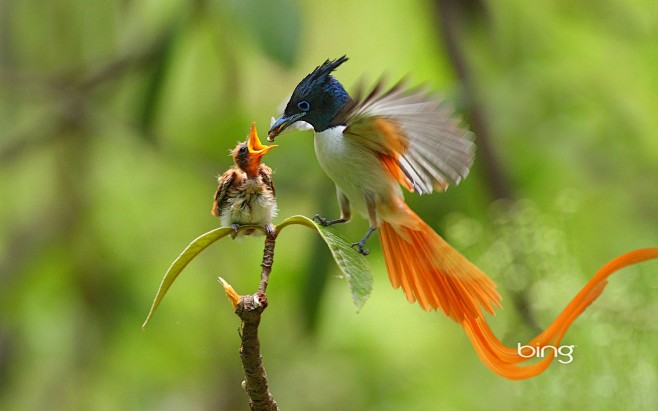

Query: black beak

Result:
[267,112,306,142]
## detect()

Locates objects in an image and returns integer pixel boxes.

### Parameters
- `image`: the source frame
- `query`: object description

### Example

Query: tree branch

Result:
[434,0,542,333]
[258,235,276,295]
[232,232,279,411]
[434,0,513,200]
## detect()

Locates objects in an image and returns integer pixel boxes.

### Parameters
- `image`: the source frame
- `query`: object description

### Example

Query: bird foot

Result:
[351,240,370,256]
[230,223,240,239]
[265,224,276,239]
[351,226,377,256]
[312,214,348,227]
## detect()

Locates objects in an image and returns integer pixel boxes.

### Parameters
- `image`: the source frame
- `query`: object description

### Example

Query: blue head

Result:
[268,56,351,140]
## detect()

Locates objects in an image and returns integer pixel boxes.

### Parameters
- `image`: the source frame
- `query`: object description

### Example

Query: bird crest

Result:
[294,56,349,98]
[269,55,352,134]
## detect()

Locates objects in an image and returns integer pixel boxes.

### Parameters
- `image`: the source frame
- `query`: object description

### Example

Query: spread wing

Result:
[258,164,276,198]
[333,80,475,194]
[211,169,238,217]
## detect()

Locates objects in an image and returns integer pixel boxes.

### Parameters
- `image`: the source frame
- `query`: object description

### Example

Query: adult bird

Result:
[267,56,499,322]
[267,56,658,380]
[212,123,277,237]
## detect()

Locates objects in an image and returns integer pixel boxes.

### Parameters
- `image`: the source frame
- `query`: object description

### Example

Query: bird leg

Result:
[313,214,348,226]
[352,192,379,255]
[313,188,352,227]
[352,226,377,256]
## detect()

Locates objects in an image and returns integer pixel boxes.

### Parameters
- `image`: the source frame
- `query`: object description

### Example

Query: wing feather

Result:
[258,164,276,198]
[338,80,475,194]
[211,169,238,217]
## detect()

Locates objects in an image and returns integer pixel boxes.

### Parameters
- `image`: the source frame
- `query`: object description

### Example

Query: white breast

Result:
[313,126,400,217]
[220,179,277,228]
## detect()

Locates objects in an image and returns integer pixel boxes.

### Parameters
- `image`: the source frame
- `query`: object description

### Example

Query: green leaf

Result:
[142,227,237,328]
[143,216,371,329]
[277,216,373,310]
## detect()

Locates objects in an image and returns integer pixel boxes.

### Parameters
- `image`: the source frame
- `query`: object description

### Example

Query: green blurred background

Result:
[1,0,657,410]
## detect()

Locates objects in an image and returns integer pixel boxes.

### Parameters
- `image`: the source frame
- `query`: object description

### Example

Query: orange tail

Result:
[460,247,658,379]
[381,205,658,378]
[379,207,502,322]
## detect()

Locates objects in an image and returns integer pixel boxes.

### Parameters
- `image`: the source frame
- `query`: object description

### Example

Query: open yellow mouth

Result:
[247,122,277,155]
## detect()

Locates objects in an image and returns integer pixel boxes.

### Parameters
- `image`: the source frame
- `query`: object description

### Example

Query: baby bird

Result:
[212,123,278,237]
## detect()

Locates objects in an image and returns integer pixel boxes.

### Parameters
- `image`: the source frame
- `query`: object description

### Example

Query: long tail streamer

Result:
[461,248,658,379]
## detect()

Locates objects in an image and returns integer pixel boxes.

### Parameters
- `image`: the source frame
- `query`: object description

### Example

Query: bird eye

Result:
[297,100,310,112]
[238,145,248,155]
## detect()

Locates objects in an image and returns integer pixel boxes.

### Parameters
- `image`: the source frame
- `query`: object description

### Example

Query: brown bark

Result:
[233,232,279,411]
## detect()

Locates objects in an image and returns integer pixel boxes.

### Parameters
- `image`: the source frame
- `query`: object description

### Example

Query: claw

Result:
[351,241,370,256]
[352,226,377,256]
[312,214,330,226]
[230,223,240,239]
[265,223,276,238]
[312,214,348,227]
